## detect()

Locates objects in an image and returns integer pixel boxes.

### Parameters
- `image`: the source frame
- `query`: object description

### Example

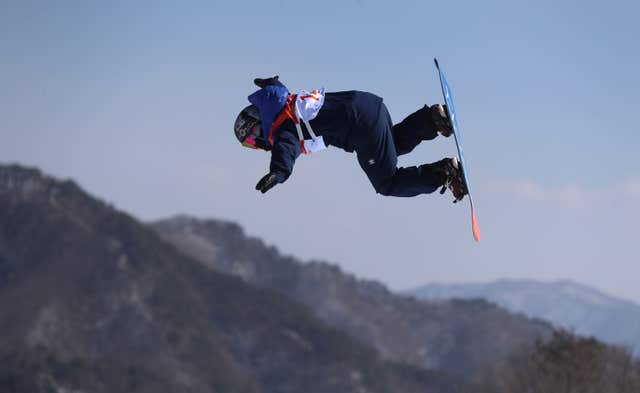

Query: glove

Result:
[255,173,278,194]
[254,75,284,89]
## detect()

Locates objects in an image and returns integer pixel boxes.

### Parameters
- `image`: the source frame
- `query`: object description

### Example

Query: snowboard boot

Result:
[430,104,453,137]
[420,157,468,202]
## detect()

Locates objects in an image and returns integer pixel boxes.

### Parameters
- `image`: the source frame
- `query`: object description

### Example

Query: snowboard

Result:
[434,58,481,242]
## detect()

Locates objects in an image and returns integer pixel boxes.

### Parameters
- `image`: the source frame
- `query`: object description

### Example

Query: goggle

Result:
[241,123,262,149]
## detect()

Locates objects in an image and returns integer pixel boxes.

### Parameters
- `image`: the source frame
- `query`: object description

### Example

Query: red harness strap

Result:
[268,94,298,145]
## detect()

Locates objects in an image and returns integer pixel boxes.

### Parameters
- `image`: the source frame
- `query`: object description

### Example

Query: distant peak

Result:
[0,163,51,197]
[0,163,112,221]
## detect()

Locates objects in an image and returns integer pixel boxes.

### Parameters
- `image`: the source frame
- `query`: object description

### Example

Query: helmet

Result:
[234,105,263,149]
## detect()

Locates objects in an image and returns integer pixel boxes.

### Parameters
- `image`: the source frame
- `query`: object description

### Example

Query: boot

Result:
[421,157,467,202]
[430,104,453,137]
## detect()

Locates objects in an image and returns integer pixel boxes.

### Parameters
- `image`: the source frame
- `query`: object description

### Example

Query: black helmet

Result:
[234,105,264,149]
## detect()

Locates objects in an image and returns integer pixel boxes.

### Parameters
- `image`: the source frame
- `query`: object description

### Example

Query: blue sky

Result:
[2,0,639,301]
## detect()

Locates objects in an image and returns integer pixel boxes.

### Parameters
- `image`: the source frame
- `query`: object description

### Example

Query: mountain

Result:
[152,216,553,379]
[406,279,640,352]
[0,163,463,393]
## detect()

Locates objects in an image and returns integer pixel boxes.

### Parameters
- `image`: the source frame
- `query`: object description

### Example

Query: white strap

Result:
[303,120,318,140]
[294,121,305,143]
[293,112,318,142]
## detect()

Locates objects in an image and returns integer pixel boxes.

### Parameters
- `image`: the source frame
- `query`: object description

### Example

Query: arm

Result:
[256,126,301,193]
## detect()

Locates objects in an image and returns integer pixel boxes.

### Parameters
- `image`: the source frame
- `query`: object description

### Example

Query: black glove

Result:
[254,75,284,89]
[255,173,278,194]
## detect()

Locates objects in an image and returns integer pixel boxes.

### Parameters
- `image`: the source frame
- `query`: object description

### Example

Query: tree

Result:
[484,330,640,393]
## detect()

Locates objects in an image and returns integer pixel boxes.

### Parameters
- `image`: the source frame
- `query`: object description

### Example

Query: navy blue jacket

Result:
[249,78,383,183]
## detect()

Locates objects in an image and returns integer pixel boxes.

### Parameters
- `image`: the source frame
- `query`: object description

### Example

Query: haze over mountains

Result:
[407,279,640,353]
[2,162,638,392]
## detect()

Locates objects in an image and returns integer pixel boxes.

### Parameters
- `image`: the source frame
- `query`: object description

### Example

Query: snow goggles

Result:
[241,123,262,149]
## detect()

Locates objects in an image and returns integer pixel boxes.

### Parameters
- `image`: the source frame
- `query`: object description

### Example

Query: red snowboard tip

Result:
[471,208,481,242]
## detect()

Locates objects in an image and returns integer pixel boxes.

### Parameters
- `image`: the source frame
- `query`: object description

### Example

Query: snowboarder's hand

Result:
[254,76,282,89]
[255,173,278,194]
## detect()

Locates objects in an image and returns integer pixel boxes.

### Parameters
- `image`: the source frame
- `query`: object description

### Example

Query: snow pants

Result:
[353,104,443,197]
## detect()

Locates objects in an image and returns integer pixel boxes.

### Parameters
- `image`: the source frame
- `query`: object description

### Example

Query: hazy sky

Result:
[2,1,639,301]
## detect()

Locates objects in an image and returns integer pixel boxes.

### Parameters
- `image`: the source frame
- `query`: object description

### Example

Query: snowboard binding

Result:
[437,157,468,203]
[430,104,454,137]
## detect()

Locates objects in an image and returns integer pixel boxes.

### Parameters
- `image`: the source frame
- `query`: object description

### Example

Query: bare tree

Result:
[483,330,640,393]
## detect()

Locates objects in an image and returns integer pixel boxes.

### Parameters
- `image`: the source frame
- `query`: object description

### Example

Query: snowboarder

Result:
[234,76,468,200]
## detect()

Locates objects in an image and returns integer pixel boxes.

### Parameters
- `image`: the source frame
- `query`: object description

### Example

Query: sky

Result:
[2,0,639,302]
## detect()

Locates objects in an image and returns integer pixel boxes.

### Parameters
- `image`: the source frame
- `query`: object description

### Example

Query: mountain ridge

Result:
[0,163,462,393]
[407,279,640,352]
[152,214,554,378]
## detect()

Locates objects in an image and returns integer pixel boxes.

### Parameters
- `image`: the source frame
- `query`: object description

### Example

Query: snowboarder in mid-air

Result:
[234,75,468,200]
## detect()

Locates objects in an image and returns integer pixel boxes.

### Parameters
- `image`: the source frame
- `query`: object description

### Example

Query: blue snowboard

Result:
[434,58,481,242]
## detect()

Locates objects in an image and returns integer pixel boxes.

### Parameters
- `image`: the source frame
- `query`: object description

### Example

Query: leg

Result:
[356,104,443,197]
[392,105,439,156]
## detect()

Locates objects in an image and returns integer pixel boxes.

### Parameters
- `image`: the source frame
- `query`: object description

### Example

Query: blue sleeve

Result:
[248,85,290,136]
[270,127,301,183]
